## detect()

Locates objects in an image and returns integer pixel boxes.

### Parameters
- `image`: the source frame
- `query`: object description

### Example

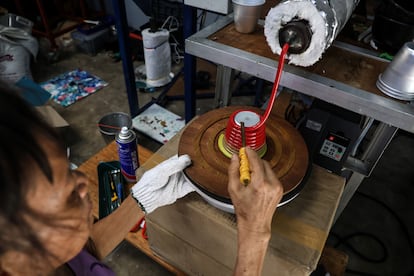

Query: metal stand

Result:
[112,0,139,117]
[335,122,398,221]
[183,4,197,122]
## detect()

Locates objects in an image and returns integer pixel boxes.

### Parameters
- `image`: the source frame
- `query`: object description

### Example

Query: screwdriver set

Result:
[97,161,126,219]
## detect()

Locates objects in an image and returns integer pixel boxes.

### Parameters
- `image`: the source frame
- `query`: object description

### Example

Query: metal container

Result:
[377,42,414,101]
[232,0,264,33]
[116,127,139,182]
[98,112,132,144]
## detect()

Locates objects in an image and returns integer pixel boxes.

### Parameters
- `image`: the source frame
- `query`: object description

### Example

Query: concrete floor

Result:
[31,45,414,275]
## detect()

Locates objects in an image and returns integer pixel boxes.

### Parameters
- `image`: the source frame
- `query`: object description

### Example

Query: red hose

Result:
[256,43,289,128]
[129,33,143,41]
[223,43,290,151]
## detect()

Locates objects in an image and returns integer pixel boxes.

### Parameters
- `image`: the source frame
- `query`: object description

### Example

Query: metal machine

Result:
[298,100,363,175]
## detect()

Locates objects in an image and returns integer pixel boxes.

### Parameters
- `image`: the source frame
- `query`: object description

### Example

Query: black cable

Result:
[357,191,414,264]
[198,10,206,30]
[330,191,414,275]
[284,103,293,121]
[285,103,305,126]
[330,232,388,263]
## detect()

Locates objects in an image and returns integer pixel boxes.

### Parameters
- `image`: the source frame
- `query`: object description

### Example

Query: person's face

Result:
[25,140,93,269]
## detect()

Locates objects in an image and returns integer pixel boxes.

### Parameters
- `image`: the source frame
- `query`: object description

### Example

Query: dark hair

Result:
[0,81,64,268]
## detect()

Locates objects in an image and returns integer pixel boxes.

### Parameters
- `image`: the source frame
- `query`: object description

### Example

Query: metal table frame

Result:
[184,13,414,220]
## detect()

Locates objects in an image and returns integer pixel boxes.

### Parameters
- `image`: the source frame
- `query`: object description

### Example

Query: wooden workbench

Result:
[77,141,185,275]
[209,23,389,98]
[78,133,348,275]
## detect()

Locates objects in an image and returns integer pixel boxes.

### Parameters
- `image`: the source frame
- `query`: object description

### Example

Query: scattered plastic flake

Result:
[40,69,108,107]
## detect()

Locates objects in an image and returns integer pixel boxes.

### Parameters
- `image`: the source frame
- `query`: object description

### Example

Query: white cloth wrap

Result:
[265,0,359,67]
[264,0,328,67]
[142,28,172,87]
[131,154,194,214]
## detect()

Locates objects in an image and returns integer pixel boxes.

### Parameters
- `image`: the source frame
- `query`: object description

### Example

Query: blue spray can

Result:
[116,126,139,182]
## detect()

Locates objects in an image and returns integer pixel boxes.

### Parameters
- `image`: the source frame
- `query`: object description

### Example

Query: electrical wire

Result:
[198,10,207,30]
[158,15,184,63]
[357,192,414,262]
[330,232,388,263]
[161,15,179,32]
[350,117,375,157]
[169,32,184,64]
[284,103,295,122]
[330,191,414,275]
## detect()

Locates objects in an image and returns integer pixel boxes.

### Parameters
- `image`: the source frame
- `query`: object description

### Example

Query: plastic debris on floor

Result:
[40,69,108,107]
[132,103,185,144]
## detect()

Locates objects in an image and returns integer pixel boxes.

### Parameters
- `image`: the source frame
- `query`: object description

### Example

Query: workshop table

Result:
[78,131,345,275]
[185,5,414,132]
[77,142,185,275]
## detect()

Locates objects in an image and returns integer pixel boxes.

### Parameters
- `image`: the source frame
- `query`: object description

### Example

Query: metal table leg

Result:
[214,65,233,107]
[183,5,197,122]
[334,122,398,222]
[112,0,139,117]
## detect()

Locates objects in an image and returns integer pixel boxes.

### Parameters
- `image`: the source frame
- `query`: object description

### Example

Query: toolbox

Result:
[77,15,114,35]
[71,28,109,56]
[97,161,126,219]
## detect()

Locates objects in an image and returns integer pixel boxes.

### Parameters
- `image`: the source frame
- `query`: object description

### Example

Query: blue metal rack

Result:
[112,0,139,117]
[112,1,199,122]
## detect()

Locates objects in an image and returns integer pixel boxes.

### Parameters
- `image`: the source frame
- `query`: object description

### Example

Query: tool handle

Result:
[239,147,251,185]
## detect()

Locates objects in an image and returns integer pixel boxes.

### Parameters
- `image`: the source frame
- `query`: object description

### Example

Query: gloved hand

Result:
[131,154,194,214]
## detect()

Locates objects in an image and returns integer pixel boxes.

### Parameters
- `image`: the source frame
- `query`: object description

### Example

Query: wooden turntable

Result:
[178,106,310,204]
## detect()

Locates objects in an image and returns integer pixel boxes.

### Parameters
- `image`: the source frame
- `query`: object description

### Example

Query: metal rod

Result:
[112,0,139,117]
[183,4,197,122]
[241,122,246,147]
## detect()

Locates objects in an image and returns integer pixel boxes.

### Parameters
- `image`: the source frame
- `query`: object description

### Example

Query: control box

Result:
[319,132,349,162]
[184,0,232,14]
[299,100,362,175]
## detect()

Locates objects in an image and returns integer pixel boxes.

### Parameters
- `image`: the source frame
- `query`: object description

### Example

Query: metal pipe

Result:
[183,4,197,122]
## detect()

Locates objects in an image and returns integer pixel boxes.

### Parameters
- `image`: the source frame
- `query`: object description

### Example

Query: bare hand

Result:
[228,147,284,236]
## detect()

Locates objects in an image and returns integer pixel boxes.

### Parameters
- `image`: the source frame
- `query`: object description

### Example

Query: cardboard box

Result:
[146,165,344,276]
[137,132,345,276]
[36,105,69,128]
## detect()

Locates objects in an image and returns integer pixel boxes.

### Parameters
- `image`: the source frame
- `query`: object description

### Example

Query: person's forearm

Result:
[234,229,271,276]
[90,195,144,259]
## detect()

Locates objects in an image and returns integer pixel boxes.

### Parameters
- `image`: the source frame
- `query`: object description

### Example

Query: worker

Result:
[0,81,283,275]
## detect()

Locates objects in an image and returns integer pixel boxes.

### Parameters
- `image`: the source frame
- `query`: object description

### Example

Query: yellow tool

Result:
[239,122,251,185]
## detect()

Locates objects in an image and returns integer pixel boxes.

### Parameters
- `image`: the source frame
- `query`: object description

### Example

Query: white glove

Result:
[131,154,194,214]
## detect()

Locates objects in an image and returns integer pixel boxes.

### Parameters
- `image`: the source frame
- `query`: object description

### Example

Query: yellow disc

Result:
[218,133,267,158]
